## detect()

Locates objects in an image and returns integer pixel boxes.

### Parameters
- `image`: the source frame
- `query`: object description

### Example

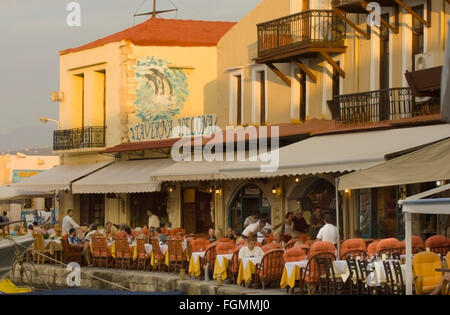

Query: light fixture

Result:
[167,183,176,193]
[215,187,222,195]
[272,185,280,195]
[345,189,351,195]
[295,177,300,183]
[40,117,60,128]
[208,186,213,194]
[436,181,442,187]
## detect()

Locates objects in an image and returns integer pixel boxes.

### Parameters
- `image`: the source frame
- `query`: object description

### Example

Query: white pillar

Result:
[335,178,341,258]
[405,211,413,295]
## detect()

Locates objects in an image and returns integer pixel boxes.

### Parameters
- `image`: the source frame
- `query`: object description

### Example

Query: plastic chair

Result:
[413,251,443,295]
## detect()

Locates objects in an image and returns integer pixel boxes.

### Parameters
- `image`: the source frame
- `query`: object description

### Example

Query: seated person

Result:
[158,232,167,245]
[68,228,90,263]
[165,222,172,231]
[208,228,216,243]
[84,224,99,242]
[226,227,237,241]
[105,221,118,237]
[272,231,286,249]
[234,229,243,244]
[238,236,265,260]
[32,222,46,234]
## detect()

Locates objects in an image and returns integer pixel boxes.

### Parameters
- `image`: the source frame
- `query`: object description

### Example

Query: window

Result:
[72,73,85,128]
[44,197,54,211]
[236,74,242,126]
[24,199,32,209]
[259,71,266,125]
[299,70,306,122]
[412,5,424,71]
[380,13,390,90]
[253,69,266,126]
[93,70,106,127]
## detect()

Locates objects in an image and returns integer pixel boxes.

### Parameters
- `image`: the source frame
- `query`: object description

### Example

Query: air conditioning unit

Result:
[50,91,64,102]
[415,52,434,70]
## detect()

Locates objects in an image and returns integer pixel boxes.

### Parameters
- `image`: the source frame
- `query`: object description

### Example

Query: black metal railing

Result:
[257,10,346,58]
[53,126,105,151]
[331,88,435,125]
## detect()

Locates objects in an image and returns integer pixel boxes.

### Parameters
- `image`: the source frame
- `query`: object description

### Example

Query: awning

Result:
[405,66,442,97]
[219,124,450,180]
[0,186,53,201]
[151,160,229,182]
[442,21,450,122]
[72,159,174,194]
[338,137,450,190]
[13,162,111,191]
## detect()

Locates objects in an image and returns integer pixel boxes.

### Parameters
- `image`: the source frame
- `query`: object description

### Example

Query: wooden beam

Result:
[319,50,345,78]
[294,60,317,83]
[360,0,399,34]
[266,63,291,87]
[334,8,370,40]
[394,0,431,28]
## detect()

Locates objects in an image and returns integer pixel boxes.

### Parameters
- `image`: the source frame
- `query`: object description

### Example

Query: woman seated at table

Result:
[84,224,99,242]
[238,236,265,260]
[272,231,286,249]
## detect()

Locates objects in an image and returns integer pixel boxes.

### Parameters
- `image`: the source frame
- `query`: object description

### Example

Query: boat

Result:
[0,222,35,281]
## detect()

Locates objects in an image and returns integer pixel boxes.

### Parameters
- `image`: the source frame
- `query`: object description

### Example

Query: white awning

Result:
[0,186,53,201]
[338,137,450,190]
[151,160,229,182]
[13,162,111,191]
[72,159,174,194]
[219,124,450,180]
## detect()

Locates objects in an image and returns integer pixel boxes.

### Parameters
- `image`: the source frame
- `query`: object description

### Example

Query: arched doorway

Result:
[228,185,271,231]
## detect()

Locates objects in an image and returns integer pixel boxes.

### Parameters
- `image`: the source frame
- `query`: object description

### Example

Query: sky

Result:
[0,0,261,152]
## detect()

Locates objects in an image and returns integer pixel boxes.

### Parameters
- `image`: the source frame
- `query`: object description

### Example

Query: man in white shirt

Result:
[316,215,339,245]
[242,220,267,238]
[243,212,259,228]
[147,210,160,229]
[62,209,79,235]
[238,236,265,260]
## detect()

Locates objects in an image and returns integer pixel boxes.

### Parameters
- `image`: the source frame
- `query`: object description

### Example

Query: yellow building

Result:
[16,1,450,240]
[0,151,59,223]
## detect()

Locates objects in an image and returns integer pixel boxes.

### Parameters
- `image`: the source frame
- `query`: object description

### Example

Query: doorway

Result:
[228,185,271,231]
[182,189,213,234]
[80,194,105,227]
[130,192,167,228]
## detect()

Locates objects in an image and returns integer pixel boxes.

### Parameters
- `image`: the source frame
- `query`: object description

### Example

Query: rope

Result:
[11,240,134,292]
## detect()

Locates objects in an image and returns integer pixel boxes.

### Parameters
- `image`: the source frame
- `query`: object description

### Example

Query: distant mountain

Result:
[0,125,54,154]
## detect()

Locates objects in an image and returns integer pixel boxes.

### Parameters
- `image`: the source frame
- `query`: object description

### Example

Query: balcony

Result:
[53,126,106,151]
[330,88,440,125]
[256,10,346,63]
[331,0,399,14]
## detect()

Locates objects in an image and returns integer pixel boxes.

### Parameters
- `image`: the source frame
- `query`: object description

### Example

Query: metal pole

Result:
[335,178,341,258]
[153,0,157,18]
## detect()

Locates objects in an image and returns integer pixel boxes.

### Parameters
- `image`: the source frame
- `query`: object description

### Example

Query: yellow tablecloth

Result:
[188,252,206,277]
[0,278,32,294]
[150,251,169,267]
[213,256,231,280]
[280,264,302,289]
[89,243,135,260]
[237,258,261,285]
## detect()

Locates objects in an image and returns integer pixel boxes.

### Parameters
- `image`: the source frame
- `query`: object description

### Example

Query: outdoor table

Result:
[213,253,233,280]
[150,243,170,267]
[366,260,406,287]
[188,251,206,277]
[236,256,263,285]
[280,260,308,289]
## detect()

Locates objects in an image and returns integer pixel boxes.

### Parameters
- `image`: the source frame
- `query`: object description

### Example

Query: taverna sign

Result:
[129,114,218,142]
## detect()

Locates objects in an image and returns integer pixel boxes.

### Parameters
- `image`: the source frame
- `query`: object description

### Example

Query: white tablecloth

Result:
[366,260,406,287]
[285,259,350,282]
[145,244,152,255]
[216,254,233,268]
[242,256,263,270]
[191,251,206,264]
[285,260,308,278]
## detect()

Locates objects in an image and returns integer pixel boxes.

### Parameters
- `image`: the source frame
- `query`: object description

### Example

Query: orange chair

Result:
[367,240,380,258]
[341,238,367,259]
[413,251,443,295]
[285,238,302,250]
[305,240,315,247]
[309,241,335,257]
[297,244,310,256]
[236,239,248,246]
[216,240,235,255]
[425,235,450,256]
[190,238,210,252]
[398,236,425,254]
[227,244,246,283]
[376,238,401,258]
[264,234,274,245]
[445,252,450,268]
[262,243,284,252]
[256,249,285,289]
[283,247,306,262]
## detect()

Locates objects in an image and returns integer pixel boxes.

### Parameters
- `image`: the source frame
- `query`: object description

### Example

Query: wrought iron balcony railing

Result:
[331,88,436,125]
[53,126,106,151]
[257,10,346,58]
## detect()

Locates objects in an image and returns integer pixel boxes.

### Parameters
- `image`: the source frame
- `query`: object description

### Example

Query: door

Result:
[182,189,213,234]
[80,194,105,227]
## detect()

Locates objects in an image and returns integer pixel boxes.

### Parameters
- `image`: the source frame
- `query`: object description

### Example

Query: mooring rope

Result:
[9,238,134,292]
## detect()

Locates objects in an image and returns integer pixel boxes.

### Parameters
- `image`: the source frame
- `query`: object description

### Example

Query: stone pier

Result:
[8,264,285,295]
